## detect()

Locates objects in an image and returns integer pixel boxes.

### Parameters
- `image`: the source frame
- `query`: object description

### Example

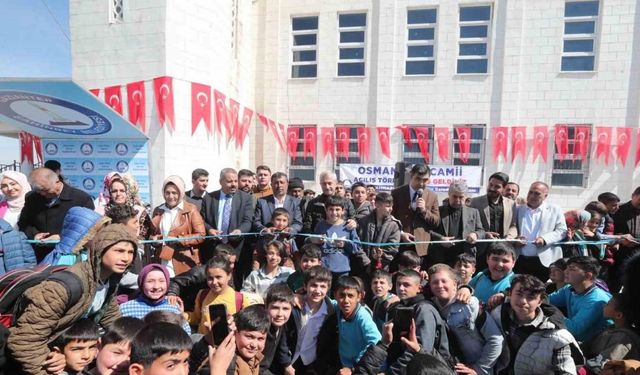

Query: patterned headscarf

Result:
[564,209,591,230]
[98,172,144,207]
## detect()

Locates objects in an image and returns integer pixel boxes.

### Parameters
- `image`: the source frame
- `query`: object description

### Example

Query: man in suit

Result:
[469,172,517,270]
[510,181,567,282]
[184,168,209,211]
[429,182,485,267]
[390,164,440,259]
[253,172,303,234]
[200,168,253,275]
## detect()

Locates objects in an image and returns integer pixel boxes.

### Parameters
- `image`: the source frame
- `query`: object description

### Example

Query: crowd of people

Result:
[0,162,639,375]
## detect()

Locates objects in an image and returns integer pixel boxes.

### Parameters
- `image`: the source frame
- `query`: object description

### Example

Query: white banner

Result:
[339,164,396,191]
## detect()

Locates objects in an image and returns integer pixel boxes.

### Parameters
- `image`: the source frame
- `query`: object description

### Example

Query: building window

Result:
[291,16,318,78]
[289,125,317,181]
[109,0,123,23]
[406,8,437,75]
[457,5,492,74]
[335,125,364,179]
[402,125,435,164]
[337,13,366,77]
[562,1,599,72]
[453,125,486,165]
[551,125,591,187]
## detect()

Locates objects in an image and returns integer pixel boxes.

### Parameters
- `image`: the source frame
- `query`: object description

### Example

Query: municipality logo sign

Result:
[0,91,112,135]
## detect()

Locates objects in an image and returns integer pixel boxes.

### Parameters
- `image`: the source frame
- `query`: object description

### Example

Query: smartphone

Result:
[392,306,414,342]
[208,304,229,346]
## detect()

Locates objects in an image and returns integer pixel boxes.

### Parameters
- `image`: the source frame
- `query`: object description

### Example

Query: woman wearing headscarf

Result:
[151,175,205,276]
[563,209,592,258]
[0,171,31,229]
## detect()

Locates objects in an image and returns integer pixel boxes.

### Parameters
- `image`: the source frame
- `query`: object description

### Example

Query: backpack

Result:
[196,289,244,313]
[0,265,84,328]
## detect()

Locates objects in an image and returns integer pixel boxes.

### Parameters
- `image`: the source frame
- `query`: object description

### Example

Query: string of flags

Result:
[89,77,640,167]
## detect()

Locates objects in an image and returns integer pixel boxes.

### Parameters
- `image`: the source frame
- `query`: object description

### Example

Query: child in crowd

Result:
[286,243,322,293]
[428,264,503,375]
[468,242,516,305]
[261,284,295,375]
[231,304,272,375]
[546,258,568,295]
[369,269,396,333]
[454,253,476,286]
[127,322,192,375]
[186,255,251,334]
[356,192,402,271]
[242,240,294,299]
[334,276,381,371]
[119,264,191,334]
[549,256,612,342]
[394,250,428,288]
[49,319,99,375]
[89,316,145,375]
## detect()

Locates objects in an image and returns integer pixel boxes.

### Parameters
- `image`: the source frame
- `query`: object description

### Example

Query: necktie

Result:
[412,191,419,202]
[221,194,232,242]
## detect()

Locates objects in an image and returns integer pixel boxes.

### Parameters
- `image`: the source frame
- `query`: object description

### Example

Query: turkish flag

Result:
[287,127,299,160]
[153,76,175,130]
[191,82,211,135]
[357,128,371,162]
[89,89,100,97]
[616,127,632,166]
[554,125,569,161]
[236,107,254,148]
[336,127,351,159]
[19,132,33,164]
[456,127,471,164]
[573,126,591,160]
[126,81,146,132]
[104,85,123,115]
[377,127,391,158]
[492,126,508,161]
[227,99,240,143]
[595,127,612,165]
[434,127,449,162]
[213,90,228,138]
[320,127,335,159]
[396,125,412,150]
[532,126,549,162]
[414,127,430,162]
[270,120,287,151]
[303,127,317,159]
[32,136,43,163]
[511,127,526,162]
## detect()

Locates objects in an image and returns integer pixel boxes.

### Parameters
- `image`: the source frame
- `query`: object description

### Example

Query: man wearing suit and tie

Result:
[469,172,517,270]
[253,172,303,234]
[200,168,254,275]
[510,181,567,282]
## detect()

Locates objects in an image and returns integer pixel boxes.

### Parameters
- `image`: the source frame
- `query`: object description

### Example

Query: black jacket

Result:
[301,194,355,233]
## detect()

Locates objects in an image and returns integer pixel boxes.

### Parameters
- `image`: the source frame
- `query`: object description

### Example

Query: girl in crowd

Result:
[0,171,31,228]
[150,175,205,276]
[242,240,294,299]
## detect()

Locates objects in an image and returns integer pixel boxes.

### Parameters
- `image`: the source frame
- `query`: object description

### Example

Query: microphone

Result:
[416,188,423,198]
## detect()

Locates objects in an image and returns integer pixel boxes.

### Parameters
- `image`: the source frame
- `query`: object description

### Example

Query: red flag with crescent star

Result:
[303,127,317,159]
[335,127,351,159]
[89,89,100,97]
[19,132,33,165]
[573,126,591,160]
[236,107,254,148]
[213,90,228,138]
[434,127,449,162]
[227,99,240,143]
[104,85,122,115]
[456,127,471,164]
[492,127,508,161]
[595,127,612,165]
[126,81,146,132]
[376,127,391,158]
[413,127,430,162]
[616,127,632,166]
[32,136,43,163]
[287,127,299,160]
[320,127,335,159]
[191,82,211,135]
[271,120,287,152]
[554,125,569,161]
[396,125,412,150]
[153,76,175,130]
[357,128,371,162]
[532,126,549,162]
[511,127,526,162]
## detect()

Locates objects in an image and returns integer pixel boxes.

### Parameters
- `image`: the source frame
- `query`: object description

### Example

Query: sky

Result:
[0,0,70,163]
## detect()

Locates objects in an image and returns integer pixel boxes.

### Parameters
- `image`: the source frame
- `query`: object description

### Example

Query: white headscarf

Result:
[1,171,31,211]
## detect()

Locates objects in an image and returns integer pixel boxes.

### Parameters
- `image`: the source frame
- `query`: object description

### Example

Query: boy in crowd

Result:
[369,269,396,333]
[468,242,516,305]
[50,319,99,375]
[261,284,295,375]
[454,253,476,286]
[231,305,271,375]
[90,317,145,375]
[394,250,428,288]
[128,322,192,375]
[357,192,402,271]
[549,256,612,342]
[490,274,583,374]
[286,243,322,293]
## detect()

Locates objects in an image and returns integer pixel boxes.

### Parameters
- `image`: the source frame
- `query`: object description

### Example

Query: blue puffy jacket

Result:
[0,219,36,274]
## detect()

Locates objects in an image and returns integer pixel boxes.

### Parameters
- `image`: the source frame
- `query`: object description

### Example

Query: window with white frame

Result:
[452,125,486,166]
[406,8,437,75]
[457,5,492,74]
[402,125,435,164]
[109,0,123,23]
[291,16,318,78]
[289,125,317,181]
[335,125,364,179]
[552,125,591,187]
[561,1,599,72]
[337,13,366,77]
